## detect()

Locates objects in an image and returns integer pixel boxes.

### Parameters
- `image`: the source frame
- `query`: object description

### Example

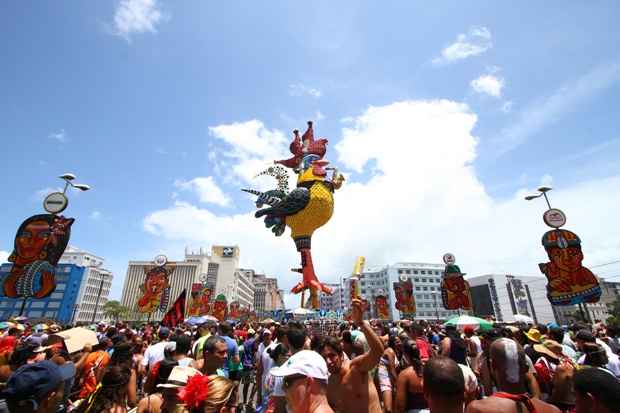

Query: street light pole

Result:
[71,304,79,325]
[432,293,439,321]
[92,273,106,324]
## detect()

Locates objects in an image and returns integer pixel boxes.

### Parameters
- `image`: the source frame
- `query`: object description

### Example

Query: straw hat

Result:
[158,366,201,389]
[533,339,563,360]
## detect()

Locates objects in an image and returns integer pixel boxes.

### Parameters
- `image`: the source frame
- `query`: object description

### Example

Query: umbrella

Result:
[34,323,49,332]
[444,315,493,331]
[186,316,217,326]
[292,308,315,316]
[0,322,15,330]
[12,316,27,322]
[513,314,534,324]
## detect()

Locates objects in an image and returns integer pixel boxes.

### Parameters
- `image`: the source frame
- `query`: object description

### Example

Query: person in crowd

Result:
[473,328,502,397]
[270,350,334,413]
[395,339,426,413]
[575,330,620,378]
[193,323,213,360]
[218,323,241,380]
[77,337,112,400]
[408,324,431,362]
[178,374,235,413]
[319,299,384,413]
[75,365,131,413]
[240,329,257,410]
[257,328,289,405]
[137,365,199,413]
[141,327,171,375]
[466,338,560,413]
[377,334,399,413]
[440,325,467,365]
[422,357,465,413]
[170,335,196,368]
[573,367,620,413]
[258,343,290,413]
[0,342,42,382]
[110,342,138,408]
[2,360,74,413]
[547,327,577,361]
[200,336,228,376]
[464,326,482,365]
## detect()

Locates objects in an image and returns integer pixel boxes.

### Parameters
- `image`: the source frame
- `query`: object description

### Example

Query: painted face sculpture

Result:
[375,295,390,320]
[440,265,472,311]
[394,280,416,315]
[188,284,211,317]
[539,229,601,305]
[3,214,74,299]
[229,301,240,319]
[213,294,227,321]
[137,267,171,313]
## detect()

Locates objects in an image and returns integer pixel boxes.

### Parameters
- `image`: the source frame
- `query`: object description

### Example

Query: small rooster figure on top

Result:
[243,121,345,309]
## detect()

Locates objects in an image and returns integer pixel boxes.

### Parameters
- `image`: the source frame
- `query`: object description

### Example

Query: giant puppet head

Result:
[213,294,228,321]
[539,229,601,305]
[394,279,416,315]
[3,214,74,298]
[137,266,171,313]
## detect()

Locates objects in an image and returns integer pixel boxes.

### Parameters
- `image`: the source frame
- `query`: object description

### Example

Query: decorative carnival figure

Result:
[374,293,390,320]
[393,277,416,317]
[3,173,89,315]
[188,281,211,317]
[440,253,472,311]
[212,294,228,322]
[242,121,345,309]
[525,186,601,305]
[137,255,174,315]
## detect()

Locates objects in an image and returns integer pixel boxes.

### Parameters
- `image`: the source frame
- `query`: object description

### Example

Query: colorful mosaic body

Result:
[441,265,472,310]
[539,229,601,305]
[137,265,173,313]
[243,122,345,309]
[188,283,211,317]
[375,295,390,320]
[394,279,416,316]
[3,214,74,299]
[213,294,228,321]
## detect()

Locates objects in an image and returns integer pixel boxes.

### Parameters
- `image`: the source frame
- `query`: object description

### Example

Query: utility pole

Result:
[92,273,107,324]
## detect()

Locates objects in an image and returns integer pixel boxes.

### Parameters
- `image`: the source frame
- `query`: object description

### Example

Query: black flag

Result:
[161,289,186,328]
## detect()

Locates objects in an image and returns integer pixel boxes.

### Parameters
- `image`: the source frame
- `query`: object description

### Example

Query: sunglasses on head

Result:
[283,374,307,390]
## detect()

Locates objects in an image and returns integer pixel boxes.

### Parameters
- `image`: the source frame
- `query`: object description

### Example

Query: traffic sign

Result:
[43,192,68,214]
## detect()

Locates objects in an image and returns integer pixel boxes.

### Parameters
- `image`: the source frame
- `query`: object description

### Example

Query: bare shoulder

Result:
[532,399,562,413]
[465,398,487,413]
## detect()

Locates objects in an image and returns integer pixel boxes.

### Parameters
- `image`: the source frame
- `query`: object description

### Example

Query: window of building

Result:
[406,270,411,274]
[398,270,404,274]
[430,286,435,291]
[28,311,42,318]
[424,294,429,299]
[44,311,56,318]
[414,278,420,282]
[30,302,45,308]
[56,284,66,291]
[421,270,426,274]
[48,302,60,309]
[423,286,428,291]
[51,292,63,300]
[413,270,419,274]
[415,287,421,291]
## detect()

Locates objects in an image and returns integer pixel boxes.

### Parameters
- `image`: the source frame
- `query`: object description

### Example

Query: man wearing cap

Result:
[575,330,620,378]
[1,360,74,413]
[573,367,620,413]
[319,299,384,413]
[270,350,334,413]
[141,326,171,375]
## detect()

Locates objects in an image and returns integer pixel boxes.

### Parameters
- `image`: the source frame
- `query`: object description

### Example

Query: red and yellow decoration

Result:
[212,294,227,322]
[374,295,390,320]
[393,279,416,316]
[440,264,472,311]
[137,263,174,314]
[188,283,211,317]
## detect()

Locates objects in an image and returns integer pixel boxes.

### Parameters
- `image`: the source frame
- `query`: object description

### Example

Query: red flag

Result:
[161,289,186,328]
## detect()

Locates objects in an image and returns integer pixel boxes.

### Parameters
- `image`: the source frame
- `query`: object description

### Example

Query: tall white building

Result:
[59,246,113,323]
[467,274,556,324]
[320,282,344,312]
[120,246,242,321]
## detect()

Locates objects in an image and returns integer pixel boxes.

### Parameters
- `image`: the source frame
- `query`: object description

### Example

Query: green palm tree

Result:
[103,300,129,322]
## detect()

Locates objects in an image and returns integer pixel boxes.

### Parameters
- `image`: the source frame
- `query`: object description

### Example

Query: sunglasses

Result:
[283,374,307,390]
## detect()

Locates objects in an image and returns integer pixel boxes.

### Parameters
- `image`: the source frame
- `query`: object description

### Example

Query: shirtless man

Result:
[466,338,561,413]
[320,299,384,413]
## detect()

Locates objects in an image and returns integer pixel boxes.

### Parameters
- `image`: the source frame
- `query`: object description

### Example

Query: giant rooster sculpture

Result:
[243,122,344,308]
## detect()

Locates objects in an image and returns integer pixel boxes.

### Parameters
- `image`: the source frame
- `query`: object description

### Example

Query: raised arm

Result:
[350,299,384,373]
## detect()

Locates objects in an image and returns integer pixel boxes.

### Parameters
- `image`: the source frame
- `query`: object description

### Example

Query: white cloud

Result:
[90,210,102,220]
[48,129,66,143]
[494,61,620,156]
[289,83,322,98]
[470,74,504,97]
[144,101,620,307]
[175,176,231,207]
[0,251,9,264]
[433,26,492,64]
[501,101,513,113]
[113,0,164,41]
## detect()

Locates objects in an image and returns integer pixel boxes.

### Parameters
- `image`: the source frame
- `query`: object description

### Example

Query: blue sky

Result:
[2,1,620,307]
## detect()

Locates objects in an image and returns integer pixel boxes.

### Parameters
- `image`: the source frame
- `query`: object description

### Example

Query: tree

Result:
[607,296,620,327]
[103,300,129,322]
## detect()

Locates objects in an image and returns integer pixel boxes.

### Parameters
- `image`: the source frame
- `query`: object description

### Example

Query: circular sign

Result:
[199,273,208,283]
[399,274,408,282]
[543,208,567,229]
[443,253,456,265]
[153,254,168,267]
[43,192,68,214]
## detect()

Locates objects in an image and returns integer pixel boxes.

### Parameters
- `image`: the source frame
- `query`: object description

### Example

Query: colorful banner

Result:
[441,264,472,311]
[539,229,601,305]
[161,289,186,328]
[188,283,211,317]
[137,264,174,313]
[228,301,241,319]
[212,294,228,322]
[3,214,74,299]
[374,295,390,319]
[393,279,416,316]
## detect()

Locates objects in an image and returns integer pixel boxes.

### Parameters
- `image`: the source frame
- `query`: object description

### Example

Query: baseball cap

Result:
[159,327,171,338]
[2,360,74,404]
[270,350,328,381]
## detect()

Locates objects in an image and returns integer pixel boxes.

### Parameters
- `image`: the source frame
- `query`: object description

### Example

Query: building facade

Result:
[0,246,113,323]
[467,274,556,324]
[227,269,256,309]
[253,273,284,314]
[320,283,344,312]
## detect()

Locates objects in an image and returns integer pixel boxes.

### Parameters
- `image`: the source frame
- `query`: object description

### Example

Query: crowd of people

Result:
[0,299,619,413]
